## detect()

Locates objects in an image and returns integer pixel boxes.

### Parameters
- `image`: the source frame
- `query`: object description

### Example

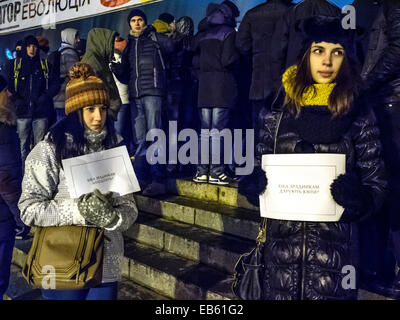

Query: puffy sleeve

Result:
[350,107,388,216]
[18,138,86,227]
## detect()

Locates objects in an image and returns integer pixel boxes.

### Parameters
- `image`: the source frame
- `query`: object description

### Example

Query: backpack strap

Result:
[13,58,22,92]
[40,58,49,90]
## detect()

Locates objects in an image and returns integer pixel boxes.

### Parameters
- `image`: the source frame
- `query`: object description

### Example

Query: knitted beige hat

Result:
[65,62,109,115]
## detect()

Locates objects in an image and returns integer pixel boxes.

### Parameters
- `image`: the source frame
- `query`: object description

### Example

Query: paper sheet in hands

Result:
[260,154,345,222]
[62,146,141,198]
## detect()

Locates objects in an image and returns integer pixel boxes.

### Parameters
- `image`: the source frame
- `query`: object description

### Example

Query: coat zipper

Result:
[29,74,33,110]
[154,67,157,88]
[300,222,306,300]
[273,112,284,153]
[135,38,139,96]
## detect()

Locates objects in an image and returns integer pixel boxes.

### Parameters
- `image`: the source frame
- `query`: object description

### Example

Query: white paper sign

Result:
[62,146,140,198]
[260,154,345,222]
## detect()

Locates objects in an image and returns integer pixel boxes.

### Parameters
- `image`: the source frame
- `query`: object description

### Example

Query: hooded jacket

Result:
[53,28,80,109]
[117,25,174,99]
[193,3,239,109]
[82,28,121,119]
[0,101,24,238]
[236,0,293,101]
[255,66,387,300]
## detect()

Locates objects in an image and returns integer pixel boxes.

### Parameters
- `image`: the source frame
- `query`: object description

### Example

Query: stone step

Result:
[134,194,261,241]
[167,178,258,211]
[10,239,170,300]
[125,212,255,274]
[10,238,393,300]
[122,239,236,300]
[3,264,42,300]
[12,237,235,300]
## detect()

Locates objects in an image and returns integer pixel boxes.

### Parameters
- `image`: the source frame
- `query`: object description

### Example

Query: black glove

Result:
[109,62,121,75]
[330,172,373,223]
[294,140,315,153]
[238,166,268,207]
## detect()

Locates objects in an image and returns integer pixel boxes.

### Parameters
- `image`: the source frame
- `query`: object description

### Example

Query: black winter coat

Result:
[0,107,23,240]
[361,0,400,229]
[193,8,239,109]
[283,0,341,68]
[6,51,59,119]
[256,102,387,299]
[118,26,174,99]
[236,0,293,101]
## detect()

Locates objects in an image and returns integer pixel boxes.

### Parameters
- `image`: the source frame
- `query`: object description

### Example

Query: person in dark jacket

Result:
[0,75,29,300]
[153,13,176,37]
[82,28,121,121]
[6,35,59,165]
[236,0,294,148]
[112,8,174,196]
[53,28,81,122]
[239,16,387,300]
[357,0,400,298]
[192,1,240,185]
[165,16,196,175]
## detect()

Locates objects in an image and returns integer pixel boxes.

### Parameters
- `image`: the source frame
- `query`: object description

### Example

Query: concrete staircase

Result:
[7,178,392,300]
[7,178,259,300]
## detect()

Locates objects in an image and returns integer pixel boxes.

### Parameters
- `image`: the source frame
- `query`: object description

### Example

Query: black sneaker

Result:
[208,172,231,185]
[193,171,208,183]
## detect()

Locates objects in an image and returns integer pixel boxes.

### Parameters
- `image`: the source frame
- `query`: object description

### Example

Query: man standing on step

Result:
[112,8,174,196]
[6,35,59,166]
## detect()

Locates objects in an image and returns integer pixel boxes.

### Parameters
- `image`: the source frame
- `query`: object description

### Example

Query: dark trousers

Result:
[0,222,16,299]
[41,281,118,300]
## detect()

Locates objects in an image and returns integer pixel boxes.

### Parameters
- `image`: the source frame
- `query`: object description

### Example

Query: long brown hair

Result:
[284,45,360,117]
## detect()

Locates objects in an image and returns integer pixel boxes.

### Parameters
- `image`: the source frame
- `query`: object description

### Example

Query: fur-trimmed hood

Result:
[0,104,16,126]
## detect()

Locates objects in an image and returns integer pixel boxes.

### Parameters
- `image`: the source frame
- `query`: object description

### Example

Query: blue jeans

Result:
[16,118,48,164]
[197,108,230,176]
[131,96,165,183]
[41,281,118,300]
[115,103,134,155]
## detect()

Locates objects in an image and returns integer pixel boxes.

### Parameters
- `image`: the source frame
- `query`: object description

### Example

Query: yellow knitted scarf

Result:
[282,65,336,106]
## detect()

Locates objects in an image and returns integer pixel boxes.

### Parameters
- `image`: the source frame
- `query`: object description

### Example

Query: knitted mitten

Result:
[77,189,117,228]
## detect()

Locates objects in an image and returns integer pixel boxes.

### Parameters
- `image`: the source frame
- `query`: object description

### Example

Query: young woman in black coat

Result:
[239,16,387,300]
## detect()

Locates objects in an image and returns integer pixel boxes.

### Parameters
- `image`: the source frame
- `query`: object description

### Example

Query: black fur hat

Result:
[300,15,358,64]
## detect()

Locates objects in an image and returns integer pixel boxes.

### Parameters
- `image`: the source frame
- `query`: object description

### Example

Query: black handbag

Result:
[232,218,267,300]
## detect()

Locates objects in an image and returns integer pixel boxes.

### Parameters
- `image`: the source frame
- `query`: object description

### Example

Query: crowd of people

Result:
[0,0,399,300]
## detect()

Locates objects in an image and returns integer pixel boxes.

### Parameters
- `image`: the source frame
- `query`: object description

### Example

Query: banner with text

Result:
[0,0,162,35]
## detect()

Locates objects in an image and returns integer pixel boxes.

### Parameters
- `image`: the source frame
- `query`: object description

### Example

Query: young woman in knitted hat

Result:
[18,62,138,300]
[238,16,387,300]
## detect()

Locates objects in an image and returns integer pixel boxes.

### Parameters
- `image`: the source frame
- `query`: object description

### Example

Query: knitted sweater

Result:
[18,130,138,283]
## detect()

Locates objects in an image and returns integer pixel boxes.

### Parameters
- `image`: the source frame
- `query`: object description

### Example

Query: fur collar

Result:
[0,105,16,126]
